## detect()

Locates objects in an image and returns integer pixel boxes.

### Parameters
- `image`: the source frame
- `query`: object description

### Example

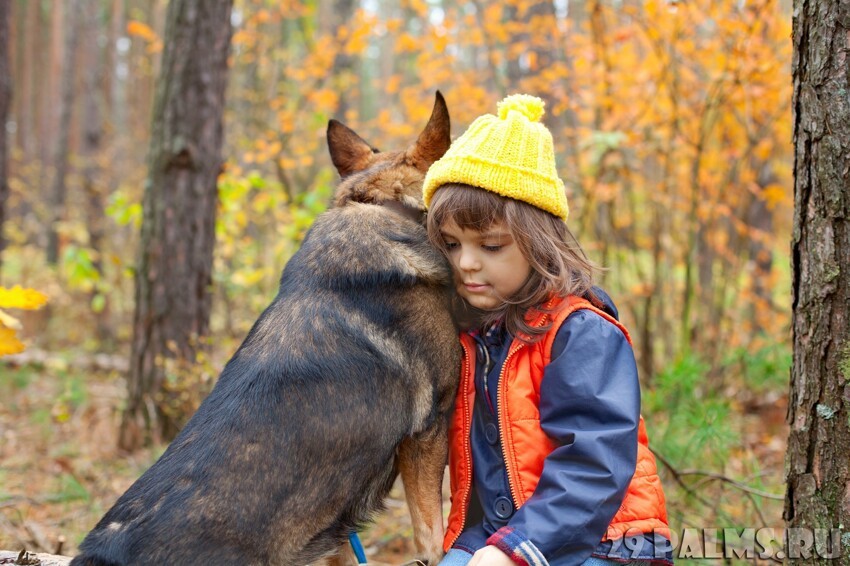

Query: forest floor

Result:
[0,356,789,565]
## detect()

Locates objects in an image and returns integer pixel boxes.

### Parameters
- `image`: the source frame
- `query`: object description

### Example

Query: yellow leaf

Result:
[146,41,164,55]
[386,75,402,95]
[231,30,254,46]
[255,9,271,24]
[0,326,25,357]
[126,20,159,43]
[629,283,654,297]
[344,15,373,56]
[762,184,789,210]
[0,309,21,329]
[754,139,774,161]
[52,400,71,423]
[395,33,420,53]
[0,286,48,310]
[309,89,339,111]
[278,157,297,170]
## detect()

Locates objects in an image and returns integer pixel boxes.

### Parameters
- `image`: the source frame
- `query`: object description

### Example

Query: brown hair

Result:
[426,183,598,341]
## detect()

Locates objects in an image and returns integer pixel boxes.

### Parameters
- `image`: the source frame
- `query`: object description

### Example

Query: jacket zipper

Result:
[497,308,555,509]
[449,339,474,549]
[497,342,524,508]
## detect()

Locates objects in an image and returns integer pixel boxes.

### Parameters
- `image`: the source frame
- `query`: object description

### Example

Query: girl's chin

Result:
[461,294,501,311]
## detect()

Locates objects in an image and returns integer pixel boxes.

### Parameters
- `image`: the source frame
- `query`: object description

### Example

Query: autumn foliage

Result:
[220,0,792,377]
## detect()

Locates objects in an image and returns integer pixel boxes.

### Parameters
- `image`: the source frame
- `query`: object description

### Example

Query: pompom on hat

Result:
[423,94,569,221]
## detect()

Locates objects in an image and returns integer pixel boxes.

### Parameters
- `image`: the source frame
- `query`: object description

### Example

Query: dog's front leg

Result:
[313,543,356,566]
[398,422,448,566]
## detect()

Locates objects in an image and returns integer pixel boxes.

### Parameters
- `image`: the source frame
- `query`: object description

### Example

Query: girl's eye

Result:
[444,242,459,250]
[482,244,502,252]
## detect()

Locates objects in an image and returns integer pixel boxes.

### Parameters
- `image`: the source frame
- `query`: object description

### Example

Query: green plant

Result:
[46,473,90,504]
[724,341,791,393]
[645,353,739,470]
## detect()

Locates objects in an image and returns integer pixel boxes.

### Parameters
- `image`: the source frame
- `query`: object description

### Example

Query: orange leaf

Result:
[309,89,339,111]
[762,184,789,210]
[0,326,24,357]
[395,33,420,53]
[126,20,159,43]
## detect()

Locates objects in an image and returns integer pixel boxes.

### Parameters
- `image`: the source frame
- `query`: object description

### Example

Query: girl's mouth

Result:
[463,282,490,292]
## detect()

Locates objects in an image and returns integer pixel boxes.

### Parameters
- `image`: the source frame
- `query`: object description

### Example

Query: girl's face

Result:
[439,219,532,311]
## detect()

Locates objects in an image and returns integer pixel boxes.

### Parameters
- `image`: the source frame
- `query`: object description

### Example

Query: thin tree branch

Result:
[653,449,785,500]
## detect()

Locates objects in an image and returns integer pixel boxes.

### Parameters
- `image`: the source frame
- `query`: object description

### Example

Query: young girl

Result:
[422,95,673,566]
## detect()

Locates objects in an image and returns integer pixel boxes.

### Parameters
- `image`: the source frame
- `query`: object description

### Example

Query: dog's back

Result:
[72,94,458,566]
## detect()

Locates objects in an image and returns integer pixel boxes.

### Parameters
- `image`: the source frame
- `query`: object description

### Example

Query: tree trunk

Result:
[0,0,10,279]
[746,163,777,335]
[46,0,80,266]
[14,0,35,159]
[107,0,128,175]
[81,0,113,345]
[784,0,850,560]
[120,0,234,451]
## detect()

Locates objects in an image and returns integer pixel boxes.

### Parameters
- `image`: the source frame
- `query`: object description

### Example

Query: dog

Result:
[71,93,460,566]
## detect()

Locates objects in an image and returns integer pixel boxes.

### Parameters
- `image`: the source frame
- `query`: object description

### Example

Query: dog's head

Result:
[327,92,451,214]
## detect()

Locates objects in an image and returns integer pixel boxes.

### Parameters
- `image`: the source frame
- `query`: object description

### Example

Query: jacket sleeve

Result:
[486,309,640,565]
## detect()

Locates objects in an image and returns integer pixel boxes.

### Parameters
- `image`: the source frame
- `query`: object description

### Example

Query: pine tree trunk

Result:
[120,0,233,451]
[82,0,113,344]
[0,0,10,279]
[46,0,80,266]
[108,0,127,147]
[785,0,850,560]
[15,0,36,160]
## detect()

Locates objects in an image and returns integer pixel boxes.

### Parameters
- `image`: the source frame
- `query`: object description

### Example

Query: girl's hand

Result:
[467,545,515,566]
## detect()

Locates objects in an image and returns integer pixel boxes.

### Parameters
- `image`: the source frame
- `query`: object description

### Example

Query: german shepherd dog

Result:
[71,93,460,566]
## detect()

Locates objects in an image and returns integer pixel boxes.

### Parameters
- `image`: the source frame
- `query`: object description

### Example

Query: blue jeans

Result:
[438,549,473,566]
[438,548,651,566]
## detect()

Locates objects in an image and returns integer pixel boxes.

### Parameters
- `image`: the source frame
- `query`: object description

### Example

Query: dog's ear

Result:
[327,120,378,178]
[406,91,451,173]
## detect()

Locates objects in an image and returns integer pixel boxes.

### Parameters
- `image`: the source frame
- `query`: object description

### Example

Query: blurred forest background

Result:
[1,0,793,562]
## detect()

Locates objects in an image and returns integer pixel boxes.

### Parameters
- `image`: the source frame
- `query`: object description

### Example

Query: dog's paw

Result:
[415,551,444,566]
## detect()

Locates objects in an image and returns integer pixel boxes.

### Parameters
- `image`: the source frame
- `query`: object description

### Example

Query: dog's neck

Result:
[378,199,427,225]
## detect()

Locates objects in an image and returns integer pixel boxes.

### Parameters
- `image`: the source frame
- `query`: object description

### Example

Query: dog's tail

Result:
[69,554,122,566]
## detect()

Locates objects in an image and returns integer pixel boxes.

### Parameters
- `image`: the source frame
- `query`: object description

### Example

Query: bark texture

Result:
[120,0,234,450]
[785,0,850,560]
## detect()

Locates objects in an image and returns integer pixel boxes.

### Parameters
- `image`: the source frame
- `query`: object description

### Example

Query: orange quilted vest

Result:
[444,295,670,552]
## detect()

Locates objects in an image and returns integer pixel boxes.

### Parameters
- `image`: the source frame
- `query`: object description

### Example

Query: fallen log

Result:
[0,550,71,566]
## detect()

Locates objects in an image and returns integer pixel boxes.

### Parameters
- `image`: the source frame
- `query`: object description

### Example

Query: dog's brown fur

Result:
[71,93,459,566]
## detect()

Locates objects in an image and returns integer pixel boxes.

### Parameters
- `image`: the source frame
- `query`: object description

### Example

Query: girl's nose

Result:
[457,247,480,272]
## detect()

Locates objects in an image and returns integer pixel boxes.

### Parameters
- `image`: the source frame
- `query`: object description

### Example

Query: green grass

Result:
[45,473,90,504]
[724,341,791,393]
[0,365,39,392]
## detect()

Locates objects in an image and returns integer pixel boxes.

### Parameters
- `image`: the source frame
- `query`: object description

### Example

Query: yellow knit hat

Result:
[423,94,569,220]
